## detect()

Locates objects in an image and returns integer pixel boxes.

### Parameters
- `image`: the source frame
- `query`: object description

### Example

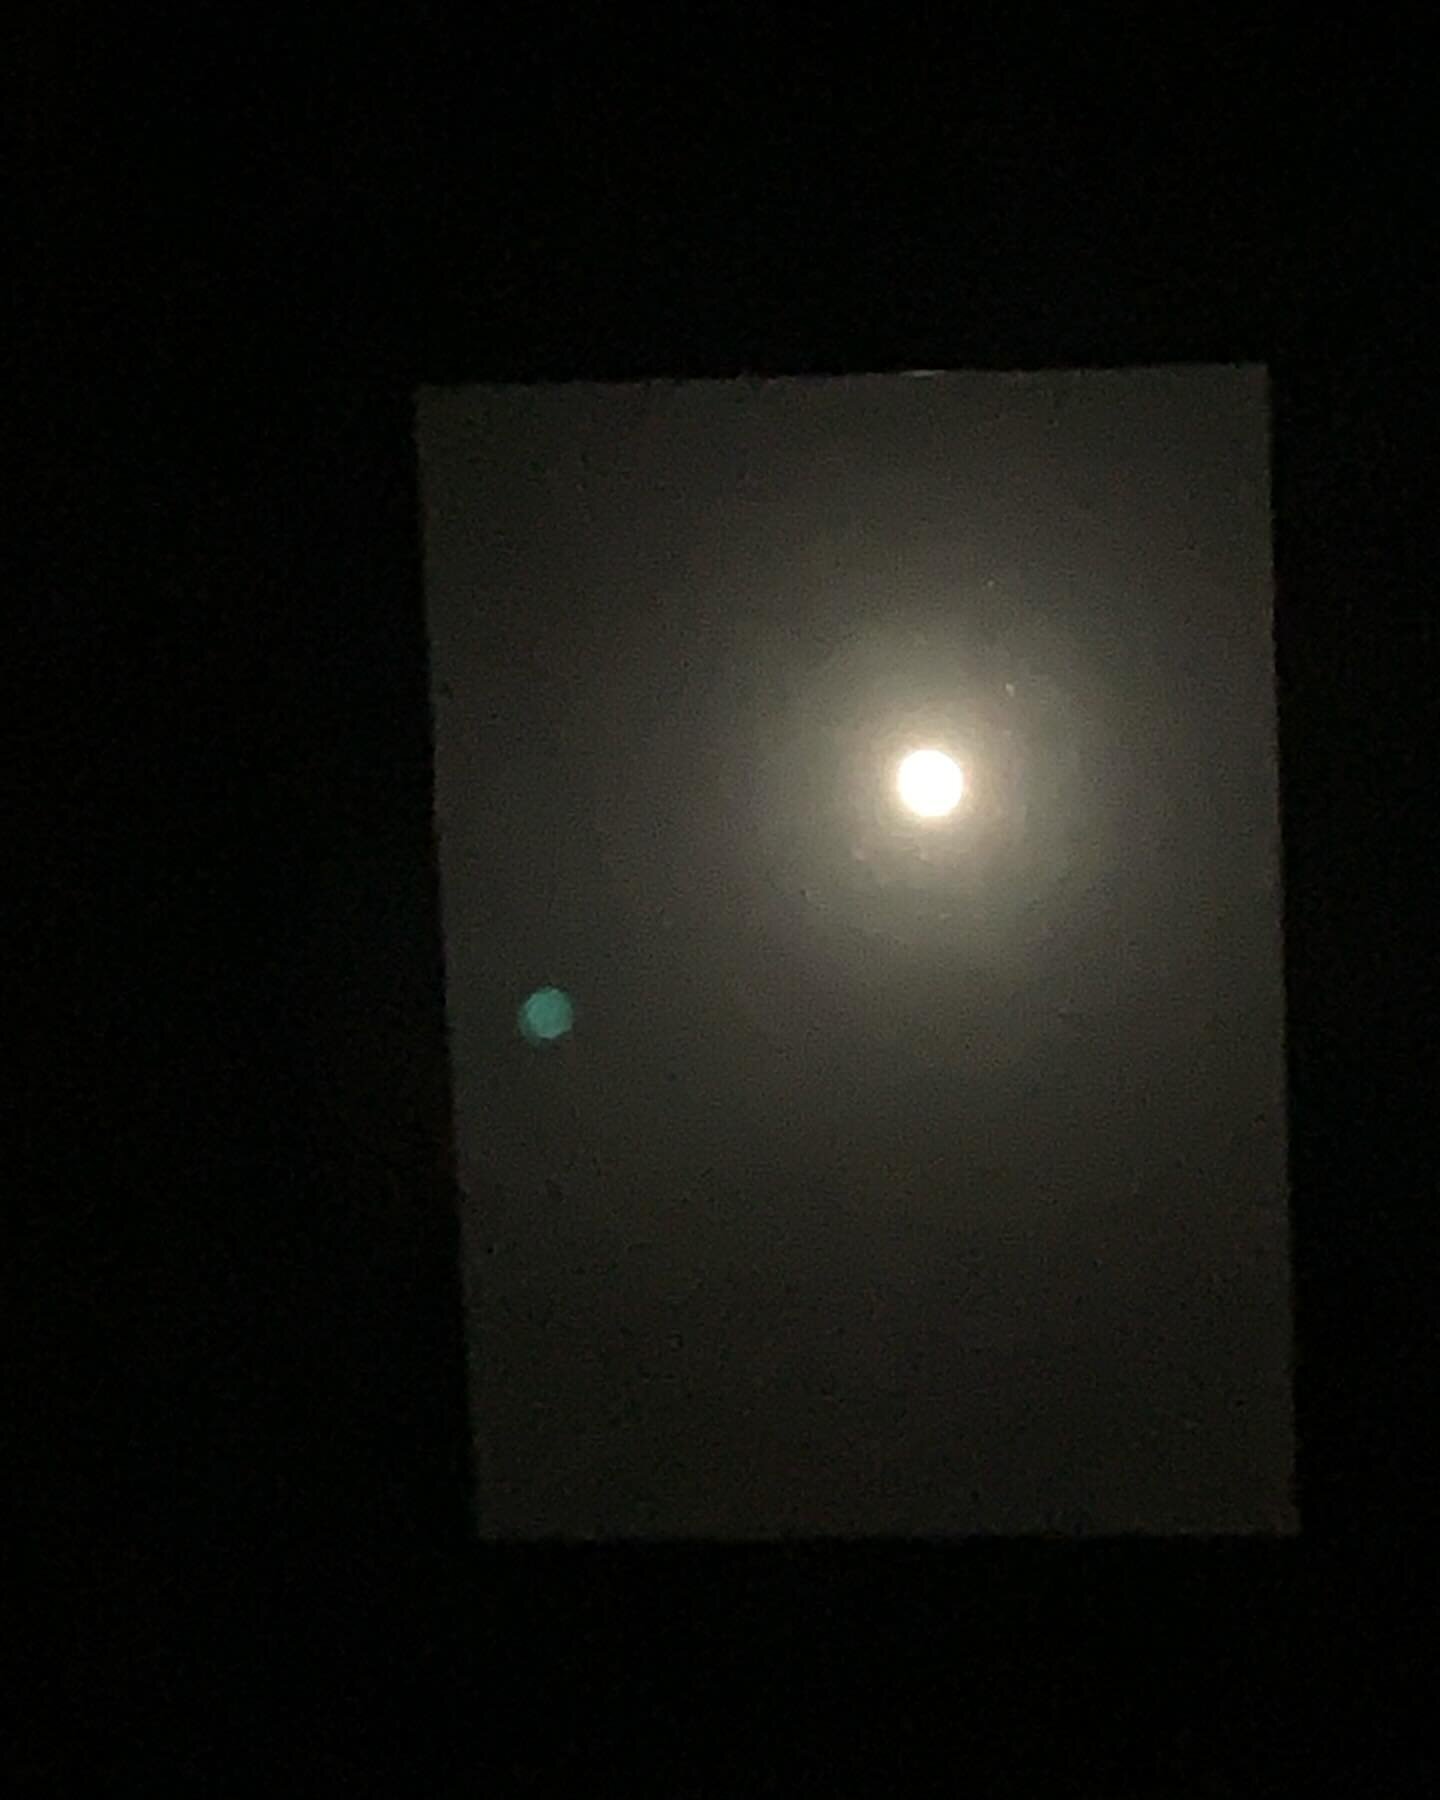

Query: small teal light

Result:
[518,986,575,1046]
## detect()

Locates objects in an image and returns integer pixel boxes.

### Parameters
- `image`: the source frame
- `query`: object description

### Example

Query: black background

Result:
[15,16,1430,1791]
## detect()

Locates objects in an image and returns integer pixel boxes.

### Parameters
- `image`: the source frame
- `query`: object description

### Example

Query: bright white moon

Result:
[897,748,965,818]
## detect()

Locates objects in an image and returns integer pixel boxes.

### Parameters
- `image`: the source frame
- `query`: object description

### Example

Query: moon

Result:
[896,747,965,819]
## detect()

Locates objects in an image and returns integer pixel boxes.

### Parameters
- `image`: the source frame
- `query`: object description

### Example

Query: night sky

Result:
[418,367,1295,1539]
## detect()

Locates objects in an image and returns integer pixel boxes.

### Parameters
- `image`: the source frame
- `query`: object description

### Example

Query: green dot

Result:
[519,986,575,1045]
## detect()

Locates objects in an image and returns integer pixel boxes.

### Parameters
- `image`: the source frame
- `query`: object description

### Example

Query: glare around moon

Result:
[896,748,965,819]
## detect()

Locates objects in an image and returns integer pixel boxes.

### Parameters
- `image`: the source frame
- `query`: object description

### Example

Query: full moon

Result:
[896,747,965,819]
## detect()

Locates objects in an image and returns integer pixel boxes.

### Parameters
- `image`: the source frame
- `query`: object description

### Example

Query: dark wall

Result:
[16,17,1428,1787]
